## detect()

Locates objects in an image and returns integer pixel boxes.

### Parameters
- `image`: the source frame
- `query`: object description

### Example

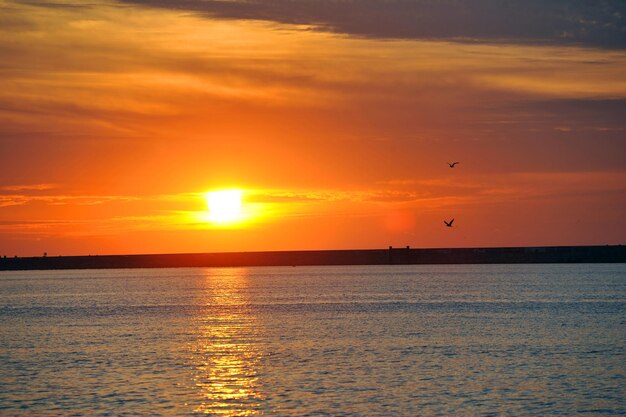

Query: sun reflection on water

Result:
[191,268,264,415]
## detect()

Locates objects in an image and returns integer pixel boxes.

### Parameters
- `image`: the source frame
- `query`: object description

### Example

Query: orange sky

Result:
[1,0,625,256]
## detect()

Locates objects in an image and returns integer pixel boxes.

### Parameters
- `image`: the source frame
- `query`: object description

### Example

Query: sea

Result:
[0,264,624,416]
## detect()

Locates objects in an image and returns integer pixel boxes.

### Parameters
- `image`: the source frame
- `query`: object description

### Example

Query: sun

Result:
[206,189,242,224]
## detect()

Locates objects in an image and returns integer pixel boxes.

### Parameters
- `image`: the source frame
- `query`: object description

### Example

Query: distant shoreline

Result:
[0,245,624,271]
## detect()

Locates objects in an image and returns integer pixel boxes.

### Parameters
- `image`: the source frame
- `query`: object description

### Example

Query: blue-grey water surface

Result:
[1,264,625,416]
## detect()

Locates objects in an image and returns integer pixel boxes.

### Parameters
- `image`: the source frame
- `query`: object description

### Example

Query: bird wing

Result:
[450,218,454,225]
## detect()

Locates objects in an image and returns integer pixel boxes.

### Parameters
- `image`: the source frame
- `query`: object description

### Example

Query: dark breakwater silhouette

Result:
[1,245,624,270]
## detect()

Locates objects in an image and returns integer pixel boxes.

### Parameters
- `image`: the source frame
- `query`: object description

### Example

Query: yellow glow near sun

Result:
[206,189,243,224]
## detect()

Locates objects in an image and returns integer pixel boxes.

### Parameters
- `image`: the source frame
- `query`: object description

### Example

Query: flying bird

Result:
[444,219,454,227]
[448,162,459,168]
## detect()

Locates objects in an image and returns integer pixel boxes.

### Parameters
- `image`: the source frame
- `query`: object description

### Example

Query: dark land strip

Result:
[1,245,624,270]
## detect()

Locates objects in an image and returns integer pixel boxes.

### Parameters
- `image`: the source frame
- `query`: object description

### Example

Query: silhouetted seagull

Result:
[448,162,459,168]
[444,219,454,227]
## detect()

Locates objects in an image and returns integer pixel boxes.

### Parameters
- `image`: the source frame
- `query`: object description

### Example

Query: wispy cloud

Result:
[0,194,141,207]
[0,183,59,192]
[120,0,626,48]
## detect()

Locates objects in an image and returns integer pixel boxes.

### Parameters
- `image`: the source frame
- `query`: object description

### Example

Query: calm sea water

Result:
[0,264,624,416]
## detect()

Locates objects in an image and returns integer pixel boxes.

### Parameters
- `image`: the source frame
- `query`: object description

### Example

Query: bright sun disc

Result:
[206,190,242,224]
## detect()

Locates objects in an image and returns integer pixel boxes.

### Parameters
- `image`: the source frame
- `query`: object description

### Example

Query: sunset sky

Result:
[1,0,625,256]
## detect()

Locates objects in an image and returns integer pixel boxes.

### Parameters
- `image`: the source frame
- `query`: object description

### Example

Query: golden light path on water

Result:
[191,268,263,415]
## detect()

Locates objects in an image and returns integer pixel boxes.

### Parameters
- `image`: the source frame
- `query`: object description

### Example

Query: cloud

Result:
[0,194,141,207]
[0,183,59,192]
[12,0,106,10]
[121,0,626,48]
